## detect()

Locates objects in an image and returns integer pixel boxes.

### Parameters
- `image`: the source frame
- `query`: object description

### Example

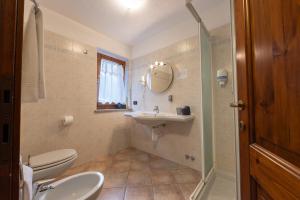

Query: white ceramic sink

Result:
[35,172,104,200]
[124,111,194,126]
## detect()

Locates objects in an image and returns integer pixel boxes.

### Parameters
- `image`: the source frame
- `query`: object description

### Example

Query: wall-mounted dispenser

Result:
[216,69,228,87]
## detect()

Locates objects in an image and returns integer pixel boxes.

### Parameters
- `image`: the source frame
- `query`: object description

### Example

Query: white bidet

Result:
[35,171,104,200]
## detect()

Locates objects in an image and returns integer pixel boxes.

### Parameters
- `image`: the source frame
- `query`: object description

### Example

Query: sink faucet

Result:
[153,106,159,114]
[33,178,56,200]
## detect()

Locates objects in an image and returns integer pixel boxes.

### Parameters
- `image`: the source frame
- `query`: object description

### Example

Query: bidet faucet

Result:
[33,178,56,199]
[153,106,159,114]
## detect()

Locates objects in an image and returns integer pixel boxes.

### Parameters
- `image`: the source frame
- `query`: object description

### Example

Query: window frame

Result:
[97,53,127,110]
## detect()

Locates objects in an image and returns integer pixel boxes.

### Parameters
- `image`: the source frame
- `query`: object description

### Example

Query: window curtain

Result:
[98,59,126,104]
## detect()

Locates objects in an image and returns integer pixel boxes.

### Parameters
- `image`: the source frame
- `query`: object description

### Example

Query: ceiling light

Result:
[120,0,144,9]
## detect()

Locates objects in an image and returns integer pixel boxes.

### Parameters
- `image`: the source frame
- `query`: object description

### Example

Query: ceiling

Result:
[39,0,229,46]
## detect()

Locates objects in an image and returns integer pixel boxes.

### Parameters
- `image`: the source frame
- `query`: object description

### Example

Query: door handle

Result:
[230,100,245,111]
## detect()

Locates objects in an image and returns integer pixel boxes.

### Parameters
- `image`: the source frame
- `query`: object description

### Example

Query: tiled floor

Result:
[60,148,201,200]
[201,176,236,200]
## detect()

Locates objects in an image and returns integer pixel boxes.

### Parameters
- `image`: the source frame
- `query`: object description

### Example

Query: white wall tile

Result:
[130,36,202,171]
[21,31,130,166]
[211,24,236,176]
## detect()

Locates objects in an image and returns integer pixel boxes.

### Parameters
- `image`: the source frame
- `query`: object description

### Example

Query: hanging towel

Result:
[36,7,45,99]
[22,5,46,102]
[22,165,33,200]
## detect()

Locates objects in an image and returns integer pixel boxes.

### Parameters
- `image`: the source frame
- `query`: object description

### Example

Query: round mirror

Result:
[146,63,173,93]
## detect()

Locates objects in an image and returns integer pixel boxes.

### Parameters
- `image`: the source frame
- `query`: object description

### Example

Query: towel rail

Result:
[30,0,39,9]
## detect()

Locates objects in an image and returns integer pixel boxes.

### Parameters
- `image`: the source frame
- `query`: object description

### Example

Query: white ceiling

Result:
[39,0,230,46]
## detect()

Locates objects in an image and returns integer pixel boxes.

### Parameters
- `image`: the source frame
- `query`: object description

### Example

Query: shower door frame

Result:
[193,0,243,199]
[199,22,214,183]
[190,17,216,200]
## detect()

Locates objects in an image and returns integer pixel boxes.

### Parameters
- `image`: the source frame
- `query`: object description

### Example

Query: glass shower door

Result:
[200,24,213,179]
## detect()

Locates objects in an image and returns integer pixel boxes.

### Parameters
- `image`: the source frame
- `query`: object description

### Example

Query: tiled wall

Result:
[130,36,202,171]
[211,24,236,177]
[21,31,131,165]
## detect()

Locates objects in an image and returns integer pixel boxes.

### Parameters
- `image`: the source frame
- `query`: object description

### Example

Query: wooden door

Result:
[234,0,300,199]
[0,0,24,199]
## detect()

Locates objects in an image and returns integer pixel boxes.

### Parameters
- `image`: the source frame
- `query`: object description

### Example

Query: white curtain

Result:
[98,59,126,104]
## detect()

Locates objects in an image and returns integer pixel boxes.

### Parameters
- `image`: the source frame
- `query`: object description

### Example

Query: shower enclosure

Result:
[185,1,214,198]
[186,1,237,199]
[193,22,215,200]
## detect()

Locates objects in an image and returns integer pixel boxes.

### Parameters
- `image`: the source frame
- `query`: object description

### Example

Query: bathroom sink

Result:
[35,172,104,200]
[124,111,194,126]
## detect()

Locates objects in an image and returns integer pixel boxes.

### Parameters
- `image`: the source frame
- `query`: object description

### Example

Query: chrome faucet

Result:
[153,106,159,114]
[33,178,56,199]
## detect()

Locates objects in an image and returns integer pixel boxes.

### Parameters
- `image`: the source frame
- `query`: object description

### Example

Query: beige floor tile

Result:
[151,169,176,185]
[60,164,89,177]
[114,152,132,161]
[115,148,138,158]
[153,184,185,200]
[127,170,152,186]
[86,161,111,173]
[130,160,150,171]
[64,148,202,200]
[97,187,125,200]
[110,160,131,173]
[118,147,138,155]
[125,186,154,200]
[95,155,113,163]
[171,168,201,184]
[103,172,128,189]
[131,152,150,162]
[178,183,198,200]
[150,158,179,170]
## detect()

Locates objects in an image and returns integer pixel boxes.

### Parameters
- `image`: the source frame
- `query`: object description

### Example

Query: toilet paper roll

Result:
[63,115,74,126]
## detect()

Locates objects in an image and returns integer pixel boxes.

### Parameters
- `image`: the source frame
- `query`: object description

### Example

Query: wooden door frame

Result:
[12,0,24,198]
[0,0,24,199]
[234,0,256,199]
[234,0,300,199]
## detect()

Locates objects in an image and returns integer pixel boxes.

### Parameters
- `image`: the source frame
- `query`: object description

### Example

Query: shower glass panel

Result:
[200,24,213,178]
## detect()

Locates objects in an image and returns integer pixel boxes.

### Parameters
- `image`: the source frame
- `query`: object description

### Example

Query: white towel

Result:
[22,165,33,200]
[36,8,45,99]
[22,5,46,102]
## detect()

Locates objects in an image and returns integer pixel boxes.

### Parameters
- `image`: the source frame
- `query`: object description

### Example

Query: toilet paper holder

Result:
[62,115,74,126]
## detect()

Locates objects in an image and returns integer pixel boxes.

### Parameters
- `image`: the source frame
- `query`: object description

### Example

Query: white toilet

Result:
[28,149,78,181]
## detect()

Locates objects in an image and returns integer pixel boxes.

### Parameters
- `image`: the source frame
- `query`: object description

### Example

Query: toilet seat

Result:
[32,155,77,181]
[29,149,78,181]
[32,154,77,171]
[29,149,77,170]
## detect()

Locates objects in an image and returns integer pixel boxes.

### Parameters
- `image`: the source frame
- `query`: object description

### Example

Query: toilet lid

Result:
[32,154,77,171]
[29,149,77,168]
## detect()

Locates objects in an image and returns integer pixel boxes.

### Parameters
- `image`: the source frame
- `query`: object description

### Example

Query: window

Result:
[97,53,127,110]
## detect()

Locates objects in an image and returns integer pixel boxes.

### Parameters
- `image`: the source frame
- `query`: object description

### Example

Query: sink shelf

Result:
[124,111,195,126]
